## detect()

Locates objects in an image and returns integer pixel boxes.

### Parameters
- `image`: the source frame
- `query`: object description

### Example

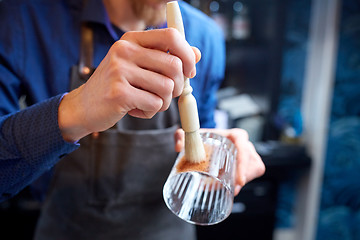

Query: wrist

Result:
[58,86,90,142]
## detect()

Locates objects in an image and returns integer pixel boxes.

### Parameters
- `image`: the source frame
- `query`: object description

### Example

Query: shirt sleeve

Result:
[179,2,226,129]
[197,29,226,128]
[0,94,79,202]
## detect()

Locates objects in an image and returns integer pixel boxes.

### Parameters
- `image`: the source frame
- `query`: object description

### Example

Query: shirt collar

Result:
[81,0,120,40]
[81,0,168,40]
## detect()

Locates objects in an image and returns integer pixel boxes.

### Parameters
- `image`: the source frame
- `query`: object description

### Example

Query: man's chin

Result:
[146,7,166,27]
[148,0,172,8]
[131,0,166,27]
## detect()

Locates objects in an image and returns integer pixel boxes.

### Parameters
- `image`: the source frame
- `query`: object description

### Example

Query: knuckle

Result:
[233,128,249,140]
[106,82,124,101]
[144,112,155,119]
[173,77,184,97]
[163,77,175,93]
[121,31,135,40]
[112,40,135,58]
[113,40,128,51]
[160,101,171,112]
[146,98,163,118]
[168,55,183,72]
[173,84,183,97]
[105,78,128,102]
[165,27,180,42]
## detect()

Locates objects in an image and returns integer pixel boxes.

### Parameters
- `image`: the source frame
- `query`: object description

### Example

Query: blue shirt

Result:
[0,0,225,201]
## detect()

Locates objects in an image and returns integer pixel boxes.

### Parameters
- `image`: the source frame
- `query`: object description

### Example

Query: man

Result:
[0,0,265,239]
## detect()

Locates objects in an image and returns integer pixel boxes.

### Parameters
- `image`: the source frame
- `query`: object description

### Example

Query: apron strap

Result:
[78,0,95,80]
[78,22,94,80]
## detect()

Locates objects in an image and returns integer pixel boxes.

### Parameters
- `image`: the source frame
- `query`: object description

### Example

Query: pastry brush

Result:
[166,1,206,164]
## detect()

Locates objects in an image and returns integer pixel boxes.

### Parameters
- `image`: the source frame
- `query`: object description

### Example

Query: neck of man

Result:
[103,0,146,31]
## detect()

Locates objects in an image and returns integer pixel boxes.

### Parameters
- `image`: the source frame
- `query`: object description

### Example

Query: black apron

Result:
[34,23,195,240]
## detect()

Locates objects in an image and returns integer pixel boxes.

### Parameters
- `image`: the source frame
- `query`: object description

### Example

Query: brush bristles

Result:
[185,131,206,164]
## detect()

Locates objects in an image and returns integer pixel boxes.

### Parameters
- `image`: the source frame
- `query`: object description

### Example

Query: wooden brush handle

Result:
[166,1,200,133]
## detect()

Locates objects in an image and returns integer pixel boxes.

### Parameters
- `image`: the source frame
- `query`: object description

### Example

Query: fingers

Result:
[110,29,201,115]
[126,44,185,98]
[235,141,261,186]
[242,142,266,182]
[229,129,265,187]
[224,129,252,186]
[234,185,242,196]
[233,137,265,195]
[199,128,265,196]
[124,86,164,119]
[122,29,196,79]
[174,128,185,152]
[127,67,176,112]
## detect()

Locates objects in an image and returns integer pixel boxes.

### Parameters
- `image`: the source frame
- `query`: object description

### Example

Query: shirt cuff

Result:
[2,94,79,171]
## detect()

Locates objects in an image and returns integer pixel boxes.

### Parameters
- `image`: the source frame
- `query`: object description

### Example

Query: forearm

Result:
[0,94,79,201]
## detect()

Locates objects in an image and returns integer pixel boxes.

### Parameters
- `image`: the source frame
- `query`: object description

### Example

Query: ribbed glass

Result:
[163,132,237,225]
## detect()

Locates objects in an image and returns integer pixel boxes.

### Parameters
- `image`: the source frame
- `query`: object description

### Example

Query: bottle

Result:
[232,1,250,40]
[209,0,230,40]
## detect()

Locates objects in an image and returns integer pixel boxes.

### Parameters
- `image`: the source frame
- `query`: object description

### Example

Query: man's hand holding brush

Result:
[58,29,201,143]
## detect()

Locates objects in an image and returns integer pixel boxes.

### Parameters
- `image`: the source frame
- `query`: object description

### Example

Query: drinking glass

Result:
[163,132,237,225]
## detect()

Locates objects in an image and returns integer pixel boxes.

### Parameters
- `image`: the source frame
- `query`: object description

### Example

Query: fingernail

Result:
[190,68,196,78]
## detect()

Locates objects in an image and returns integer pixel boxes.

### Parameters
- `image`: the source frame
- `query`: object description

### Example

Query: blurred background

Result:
[1,0,359,239]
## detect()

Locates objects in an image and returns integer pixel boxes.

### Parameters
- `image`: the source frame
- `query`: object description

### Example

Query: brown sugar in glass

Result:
[176,144,212,173]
